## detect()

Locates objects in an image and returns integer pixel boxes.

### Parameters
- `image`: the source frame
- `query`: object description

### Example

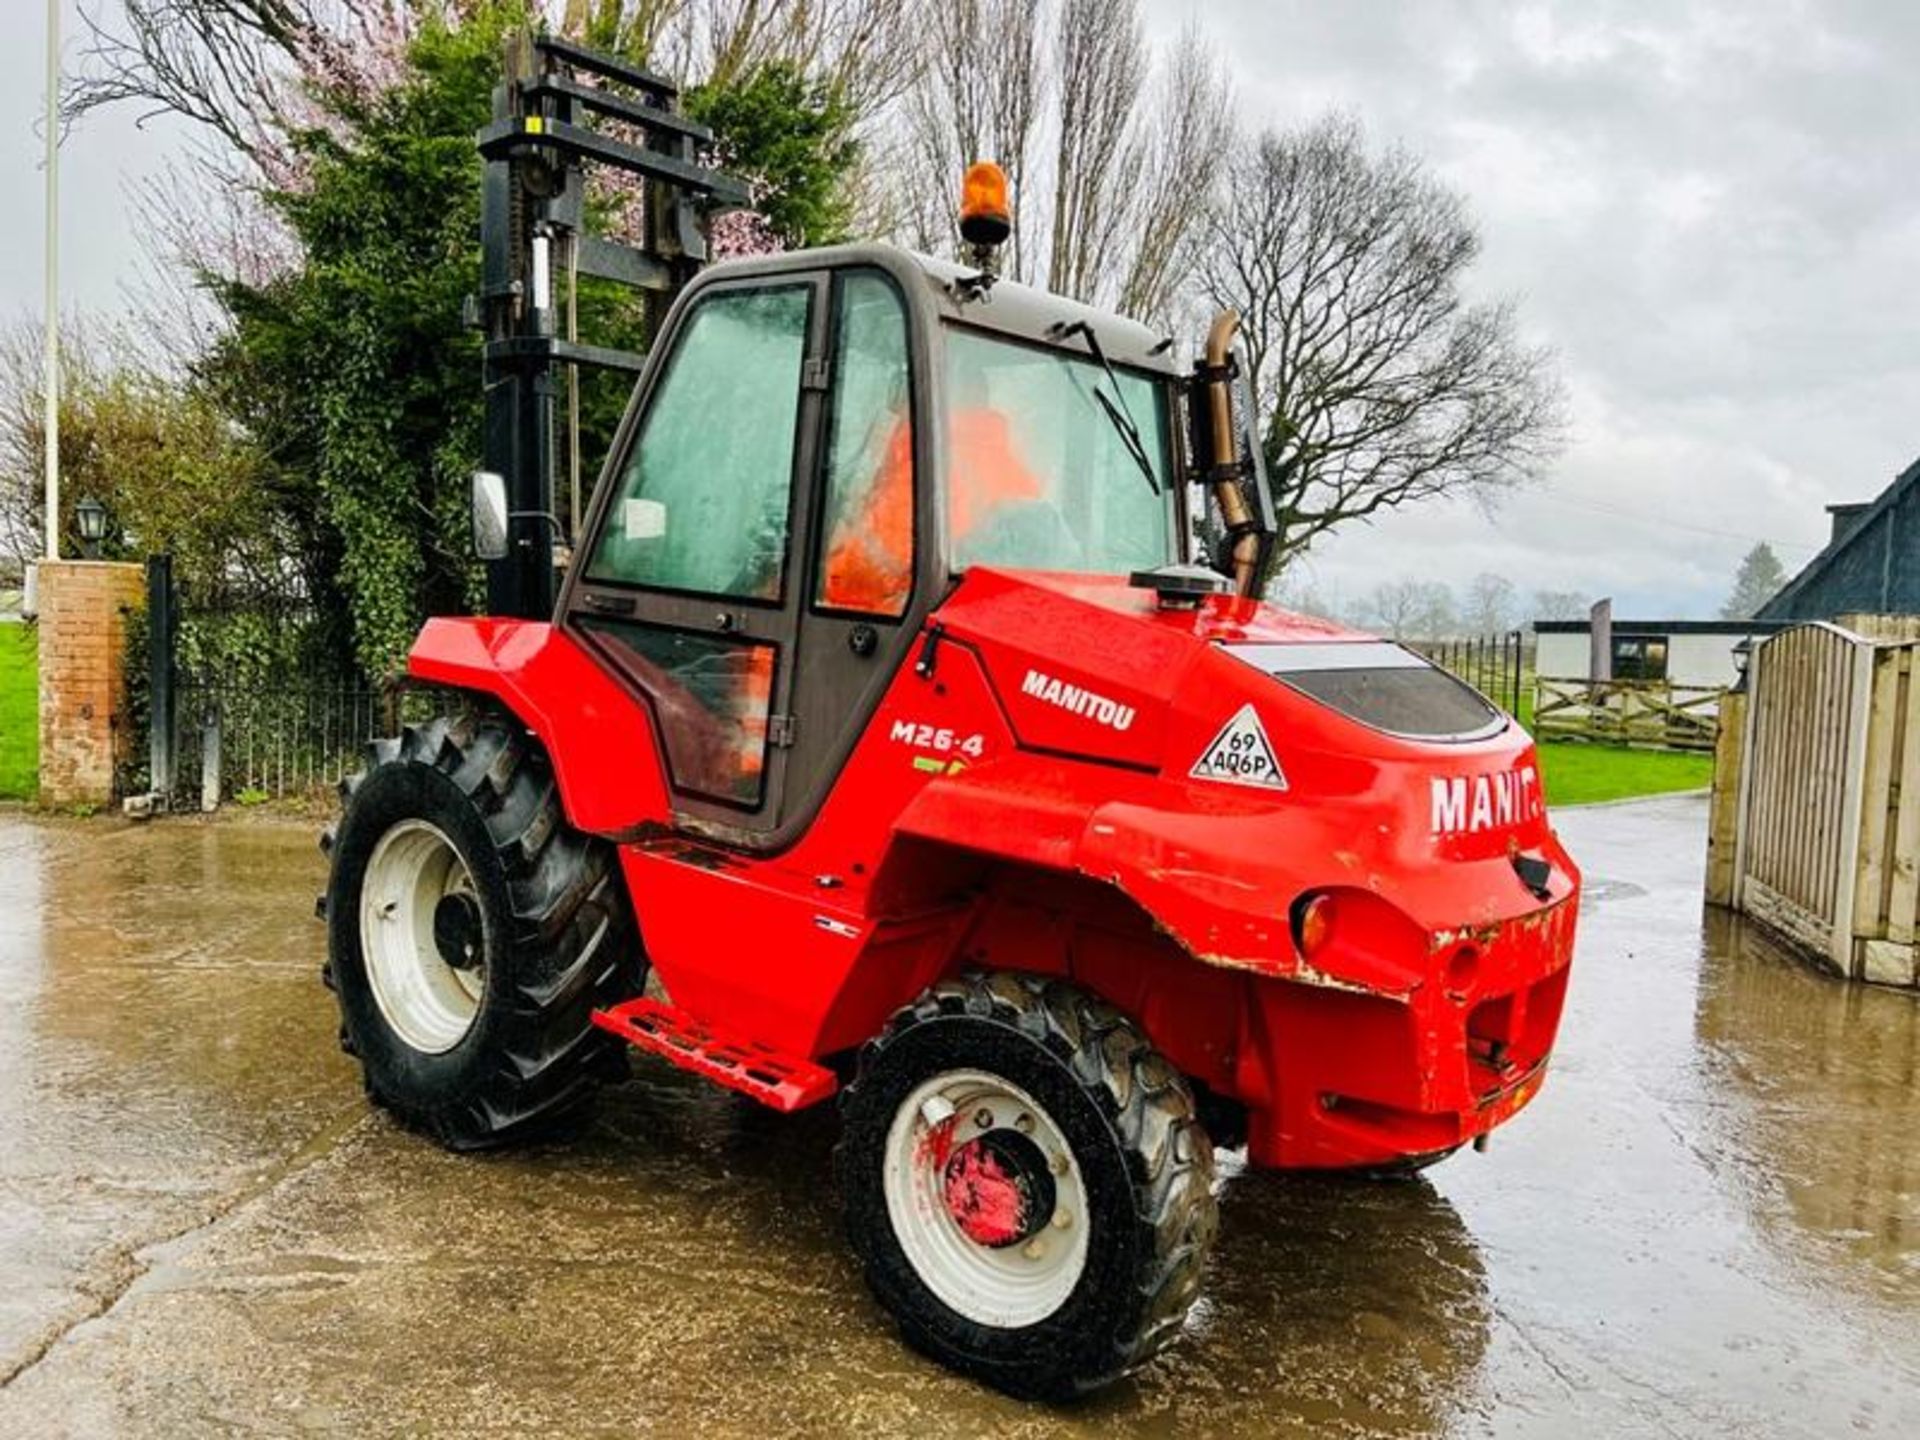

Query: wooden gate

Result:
[1533,676,1723,750]
[1712,619,1920,987]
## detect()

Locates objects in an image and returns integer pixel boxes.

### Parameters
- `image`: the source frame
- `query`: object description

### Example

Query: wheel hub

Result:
[433,890,484,971]
[941,1130,1056,1248]
[881,1069,1090,1329]
[358,818,485,1055]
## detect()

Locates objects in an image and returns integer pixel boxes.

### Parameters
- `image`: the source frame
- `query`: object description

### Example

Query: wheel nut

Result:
[975,1108,994,1130]
[1052,1208,1071,1230]
[1022,1238,1046,1260]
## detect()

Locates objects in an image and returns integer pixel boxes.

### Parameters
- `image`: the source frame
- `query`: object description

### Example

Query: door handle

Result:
[582,593,635,616]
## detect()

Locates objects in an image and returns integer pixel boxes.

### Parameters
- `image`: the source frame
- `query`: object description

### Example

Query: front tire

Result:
[837,972,1217,1399]
[322,714,640,1149]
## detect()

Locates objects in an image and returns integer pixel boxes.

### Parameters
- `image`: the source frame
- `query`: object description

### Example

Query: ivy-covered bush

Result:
[204,8,514,677]
[196,7,862,679]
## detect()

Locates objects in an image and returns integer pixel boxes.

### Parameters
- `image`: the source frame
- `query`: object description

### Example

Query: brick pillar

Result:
[35,561,146,807]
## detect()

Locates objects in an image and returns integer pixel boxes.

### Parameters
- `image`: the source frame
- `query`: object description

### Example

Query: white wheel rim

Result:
[882,1069,1090,1329]
[359,818,485,1055]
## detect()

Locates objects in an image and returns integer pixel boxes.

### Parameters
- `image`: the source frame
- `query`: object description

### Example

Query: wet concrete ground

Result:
[0,794,1914,1437]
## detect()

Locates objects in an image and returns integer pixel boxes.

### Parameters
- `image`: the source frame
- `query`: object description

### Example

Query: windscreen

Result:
[942,326,1173,576]
[1232,642,1505,741]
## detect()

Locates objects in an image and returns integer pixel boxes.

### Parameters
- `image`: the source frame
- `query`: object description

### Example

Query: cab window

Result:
[816,273,914,616]
[943,326,1172,576]
[587,285,811,599]
[579,620,776,806]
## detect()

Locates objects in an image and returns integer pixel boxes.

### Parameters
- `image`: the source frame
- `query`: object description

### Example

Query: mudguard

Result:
[407,617,670,835]
[892,755,1576,994]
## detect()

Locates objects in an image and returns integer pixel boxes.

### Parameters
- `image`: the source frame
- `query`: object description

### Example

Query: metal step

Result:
[591,997,838,1113]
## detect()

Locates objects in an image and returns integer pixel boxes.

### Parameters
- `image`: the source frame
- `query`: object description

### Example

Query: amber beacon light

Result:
[959,160,1011,250]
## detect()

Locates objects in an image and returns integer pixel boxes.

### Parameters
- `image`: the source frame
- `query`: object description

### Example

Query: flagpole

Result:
[43,0,61,561]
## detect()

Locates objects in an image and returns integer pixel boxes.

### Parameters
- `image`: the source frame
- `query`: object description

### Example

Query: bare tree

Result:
[1047,0,1144,302]
[1201,115,1564,572]
[1464,572,1517,635]
[898,0,1229,323]
[1365,579,1414,640]
[1265,566,1348,626]
[70,0,440,341]
[0,318,63,566]
[660,0,926,115]
[1531,589,1590,621]
[898,0,1045,276]
[1364,578,1459,641]
[1412,581,1459,642]
[68,1,426,170]
[69,0,310,162]
[1117,26,1231,321]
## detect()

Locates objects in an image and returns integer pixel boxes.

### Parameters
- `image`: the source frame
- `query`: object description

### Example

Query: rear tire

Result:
[321,713,641,1149]
[836,972,1217,1399]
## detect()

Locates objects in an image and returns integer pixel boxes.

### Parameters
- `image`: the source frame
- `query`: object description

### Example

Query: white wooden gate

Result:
[1722,620,1920,986]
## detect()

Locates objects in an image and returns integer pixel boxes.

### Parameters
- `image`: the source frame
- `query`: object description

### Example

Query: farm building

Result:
[1760,453,1920,621]
[1534,618,1784,687]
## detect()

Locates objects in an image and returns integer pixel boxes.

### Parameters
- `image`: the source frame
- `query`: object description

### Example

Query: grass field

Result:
[1534,738,1713,808]
[0,625,36,800]
[1510,682,1715,807]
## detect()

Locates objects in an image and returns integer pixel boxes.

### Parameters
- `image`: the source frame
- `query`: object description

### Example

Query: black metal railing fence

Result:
[164,678,415,807]
[1411,630,1528,719]
[132,555,469,808]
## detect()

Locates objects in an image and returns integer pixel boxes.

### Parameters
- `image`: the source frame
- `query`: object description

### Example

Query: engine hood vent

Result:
[1228,641,1508,742]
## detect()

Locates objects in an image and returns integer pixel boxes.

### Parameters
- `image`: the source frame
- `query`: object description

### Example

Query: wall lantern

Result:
[75,496,107,559]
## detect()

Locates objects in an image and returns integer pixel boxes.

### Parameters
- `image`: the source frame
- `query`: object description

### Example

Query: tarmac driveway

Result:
[0,795,1915,1437]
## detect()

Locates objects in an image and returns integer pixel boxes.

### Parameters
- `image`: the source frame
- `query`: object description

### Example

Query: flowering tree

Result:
[70,0,882,672]
[75,0,911,246]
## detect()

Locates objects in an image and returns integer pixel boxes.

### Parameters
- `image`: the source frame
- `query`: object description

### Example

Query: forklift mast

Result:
[475,31,748,619]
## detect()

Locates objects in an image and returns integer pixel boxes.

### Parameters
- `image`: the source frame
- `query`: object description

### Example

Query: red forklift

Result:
[321,34,1579,1398]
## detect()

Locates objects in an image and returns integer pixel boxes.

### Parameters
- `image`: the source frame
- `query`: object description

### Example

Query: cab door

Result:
[561,262,929,846]
[564,274,828,837]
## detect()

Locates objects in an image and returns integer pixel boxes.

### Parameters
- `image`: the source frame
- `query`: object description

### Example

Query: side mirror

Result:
[471,470,509,561]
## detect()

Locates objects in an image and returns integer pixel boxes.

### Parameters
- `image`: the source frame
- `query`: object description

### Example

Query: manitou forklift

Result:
[321,32,1579,1398]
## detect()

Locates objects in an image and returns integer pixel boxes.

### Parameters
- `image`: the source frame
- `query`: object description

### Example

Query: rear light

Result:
[1291,892,1335,959]
[1285,888,1428,991]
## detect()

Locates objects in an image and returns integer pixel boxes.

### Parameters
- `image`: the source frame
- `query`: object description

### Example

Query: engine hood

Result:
[933,569,1371,772]
[926,569,1572,944]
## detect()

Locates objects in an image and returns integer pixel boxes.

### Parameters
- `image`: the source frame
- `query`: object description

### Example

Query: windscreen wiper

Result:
[1050,320,1160,496]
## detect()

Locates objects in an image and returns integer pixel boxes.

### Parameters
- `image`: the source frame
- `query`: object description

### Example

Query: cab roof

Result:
[699,241,1186,378]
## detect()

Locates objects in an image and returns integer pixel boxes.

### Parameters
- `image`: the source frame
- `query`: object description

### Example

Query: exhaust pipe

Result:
[1203,309,1261,597]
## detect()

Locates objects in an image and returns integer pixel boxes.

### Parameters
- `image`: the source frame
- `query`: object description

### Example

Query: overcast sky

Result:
[2,1,189,329]
[1145,0,1920,620]
[6,0,1918,621]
